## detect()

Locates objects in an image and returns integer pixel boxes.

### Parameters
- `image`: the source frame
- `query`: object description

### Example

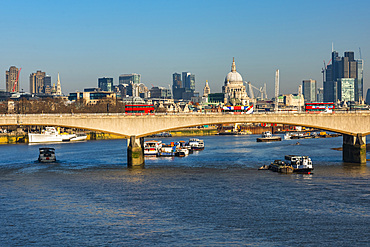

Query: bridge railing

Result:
[1,110,370,117]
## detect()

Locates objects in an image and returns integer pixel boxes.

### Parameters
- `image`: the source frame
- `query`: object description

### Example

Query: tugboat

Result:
[38,147,56,163]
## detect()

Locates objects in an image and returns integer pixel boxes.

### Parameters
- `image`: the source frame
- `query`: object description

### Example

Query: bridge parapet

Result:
[1,112,370,137]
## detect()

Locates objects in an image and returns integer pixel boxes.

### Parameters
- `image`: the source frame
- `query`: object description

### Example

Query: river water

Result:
[0,135,369,246]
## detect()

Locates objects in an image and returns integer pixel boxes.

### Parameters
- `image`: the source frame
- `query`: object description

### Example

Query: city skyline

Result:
[1,0,369,96]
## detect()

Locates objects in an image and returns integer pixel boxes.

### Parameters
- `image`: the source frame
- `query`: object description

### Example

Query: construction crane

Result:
[246,81,267,100]
[12,68,22,93]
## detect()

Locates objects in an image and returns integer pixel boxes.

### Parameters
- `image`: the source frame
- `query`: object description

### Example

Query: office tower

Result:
[324,50,360,102]
[189,74,195,91]
[98,77,113,92]
[172,73,182,100]
[172,73,182,88]
[6,66,19,92]
[44,75,52,94]
[182,72,190,89]
[302,79,317,102]
[182,72,195,91]
[339,78,355,101]
[119,74,140,85]
[356,59,364,101]
[317,88,324,102]
[30,70,46,94]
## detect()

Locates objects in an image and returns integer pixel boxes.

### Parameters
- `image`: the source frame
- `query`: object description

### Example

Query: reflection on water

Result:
[0,135,369,246]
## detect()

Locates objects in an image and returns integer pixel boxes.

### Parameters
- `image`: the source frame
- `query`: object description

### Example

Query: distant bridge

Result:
[1,112,369,165]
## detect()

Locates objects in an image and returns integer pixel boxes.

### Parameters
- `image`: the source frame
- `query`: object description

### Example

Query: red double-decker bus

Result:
[305,102,335,113]
[124,104,154,114]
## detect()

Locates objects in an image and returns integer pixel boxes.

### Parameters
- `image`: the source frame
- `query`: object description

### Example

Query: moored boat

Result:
[175,148,189,157]
[38,147,56,163]
[188,138,205,150]
[70,133,87,141]
[144,140,162,155]
[28,127,76,143]
[257,131,281,142]
[157,143,177,157]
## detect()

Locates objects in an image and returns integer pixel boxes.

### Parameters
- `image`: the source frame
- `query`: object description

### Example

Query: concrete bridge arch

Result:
[0,112,369,165]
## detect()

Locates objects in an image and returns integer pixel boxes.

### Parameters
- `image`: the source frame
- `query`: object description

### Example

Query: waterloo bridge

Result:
[1,112,369,166]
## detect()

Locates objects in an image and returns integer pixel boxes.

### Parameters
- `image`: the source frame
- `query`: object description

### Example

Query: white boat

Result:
[284,155,314,173]
[28,127,76,143]
[188,138,205,150]
[257,131,282,142]
[175,147,189,157]
[70,133,87,141]
[144,140,162,155]
[262,131,272,138]
[38,147,56,163]
[284,132,291,140]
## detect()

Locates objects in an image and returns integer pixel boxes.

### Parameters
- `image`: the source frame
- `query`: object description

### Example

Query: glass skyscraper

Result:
[302,79,317,102]
[356,59,364,101]
[324,50,362,102]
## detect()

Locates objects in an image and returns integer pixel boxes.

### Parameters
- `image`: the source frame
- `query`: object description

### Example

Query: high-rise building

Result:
[356,59,364,101]
[182,72,195,91]
[324,50,361,102]
[339,78,355,101]
[119,74,140,85]
[29,70,46,94]
[6,66,19,93]
[317,88,324,102]
[44,75,52,94]
[302,79,317,102]
[172,73,182,88]
[98,77,113,92]
[182,72,191,89]
[172,73,182,100]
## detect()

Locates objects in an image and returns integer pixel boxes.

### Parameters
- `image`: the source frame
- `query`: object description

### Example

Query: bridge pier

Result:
[343,134,367,164]
[127,136,145,167]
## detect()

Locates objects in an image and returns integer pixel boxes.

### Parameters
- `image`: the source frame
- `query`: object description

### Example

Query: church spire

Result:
[231,57,236,72]
[56,72,62,95]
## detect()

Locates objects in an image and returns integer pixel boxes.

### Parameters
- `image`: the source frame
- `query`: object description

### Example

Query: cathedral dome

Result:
[224,58,243,85]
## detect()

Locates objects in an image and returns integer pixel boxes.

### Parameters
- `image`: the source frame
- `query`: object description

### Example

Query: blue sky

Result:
[1,0,369,97]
